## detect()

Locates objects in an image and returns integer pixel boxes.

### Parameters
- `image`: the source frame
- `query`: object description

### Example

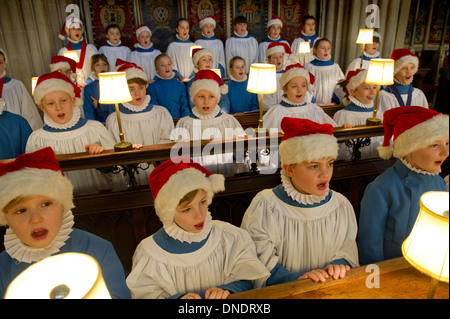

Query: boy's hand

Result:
[204,287,230,299]
[180,292,202,299]
[85,144,104,155]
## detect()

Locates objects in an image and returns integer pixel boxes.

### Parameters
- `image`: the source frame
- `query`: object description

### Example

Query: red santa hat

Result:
[279,117,338,165]
[189,69,228,104]
[134,24,152,47]
[0,147,74,226]
[266,42,291,58]
[280,63,315,91]
[148,157,225,227]
[58,16,83,40]
[391,48,419,75]
[267,15,283,29]
[192,48,214,68]
[344,70,368,101]
[199,15,217,29]
[115,59,148,83]
[33,71,82,107]
[49,55,77,74]
[377,106,449,160]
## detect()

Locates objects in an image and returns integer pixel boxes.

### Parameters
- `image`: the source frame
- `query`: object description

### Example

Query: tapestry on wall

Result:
[274,0,307,45]
[235,0,268,43]
[90,0,135,49]
[187,0,228,42]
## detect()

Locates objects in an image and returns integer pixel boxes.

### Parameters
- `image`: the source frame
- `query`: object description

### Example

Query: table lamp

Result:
[5,253,111,299]
[356,29,374,70]
[365,58,394,125]
[298,42,311,65]
[190,45,202,57]
[211,69,222,78]
[63,50,84,85]
[402,191,449,299]
[98,71,133,152]
[247,63,277,134]
[31,77,39,95]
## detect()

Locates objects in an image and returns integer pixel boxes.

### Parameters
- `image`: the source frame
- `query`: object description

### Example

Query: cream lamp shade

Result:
[247,63,277,94]
[63,50,79,63]
[190,45,202,57]
[402,191,449,284]
[211,69,222,78]
[356,29,374,44]
[366,59,395,85]
[5,253,111,299]
[298,41,311,54]
[98,72,132,104]
[31,77,39,95]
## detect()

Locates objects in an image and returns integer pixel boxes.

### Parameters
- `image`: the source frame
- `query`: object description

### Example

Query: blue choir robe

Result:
[82,79,116,123]
[0,110,32,160]
[226,78,259,114]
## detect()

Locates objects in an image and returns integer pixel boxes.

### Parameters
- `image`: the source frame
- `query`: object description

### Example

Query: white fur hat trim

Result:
[394,55,419,75]
[279,134,338,165]
[266,45,286,58]
[346,70,368,94]
[189,78,228,104]
[192,48,214,68]
[33,78,82,107]
[136,25,151,37]
[280,67,314,91]
[124,67,148,83]
[199,17,216,28]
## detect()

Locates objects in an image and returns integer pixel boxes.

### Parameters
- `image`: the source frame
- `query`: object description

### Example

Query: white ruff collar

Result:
[201,32,215,38]
[234,31,249,38]
[192,104,220,119]
[281,96,307,106]
[164,213,213,243]
[122,95,151,112]
[268,35,281,41]
[302,31,316,37]
[155,72,175,80]
[394,78,413,86]
[281,169,330,205]
[229,73,247,82]
[44,106,81,130]
[67,37,84,44]
[107,40,122,47]
[4,210,75,264]
[137,43,153,50]
[349,95,374,108]
[176,34,190,41]
[400,158,440,176]
[364,51,380,58]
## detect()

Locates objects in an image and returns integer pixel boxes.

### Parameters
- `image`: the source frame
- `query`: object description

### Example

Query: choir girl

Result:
[0,148,131,299]
[106,60,174,186]
[258,15,290,63]
[0,48,43,130]
[26,71,126,195]
[241,117,359,286]
[359,106,448,265]
[263,63,336,131]
[147,54,190,119]
[291,14,319,65]
[226,56,258,114]
[166,18,195,79]
[195,16,226,78]
[57,17,99,85]
[304,38,344,105]
[378,49,428,113]
[98,24,131,71]
[126,157,269,299]
[128,24,161,82]
[225,16,258,74]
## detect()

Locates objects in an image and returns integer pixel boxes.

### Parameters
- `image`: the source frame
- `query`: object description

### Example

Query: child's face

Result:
[268,24,281,39]
[365,42,379,55]
[234,23,248,36]
[202,23,215,37]
[57,68,73,79]
[174,189,208,233]
[303,19,316,35]
[69,26,83,41]
[93,59,109,76]
[405,137,449,173]
[283,157,334,196]
[176,21,190,40]
[106,27,121,45]
[350,82,377,105]
[0,54,5,75]
[314,41,331,60]
[155,56,173,79]
[268,52,284,71]
[395,62,416,85]
[4,195,64,249]
[229,59,246,80]
[197,55,213,70]
[138,31,151,47]
[283,76,308,104]
[128,82,147,106]
[194,89,218,115]
[39,91,75,125]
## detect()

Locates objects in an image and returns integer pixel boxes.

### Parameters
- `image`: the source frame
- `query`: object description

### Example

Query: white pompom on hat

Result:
[189,69,228,104]
[0,147,74,226]
[279,117,338,165]
[33,71,82,107]
[267,15,283,29]
[280,63,315,91]
[148,157,225,227]
[391,48,419,75]
[115,58,148,83]
[377,106,449,160]
[199,15,217,29]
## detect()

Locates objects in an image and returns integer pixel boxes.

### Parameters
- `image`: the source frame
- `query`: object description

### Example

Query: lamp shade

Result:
[356,29,374,44]
[298,42,311,54]
[365,59,395,85]
[402,191,449,283]
[247,63,277,94]
[211,69,222,78]
[5,253,111,299]
[63,51,79,63]
[98,72,132,104]
[190,45,202,57]
[31,77,39,95]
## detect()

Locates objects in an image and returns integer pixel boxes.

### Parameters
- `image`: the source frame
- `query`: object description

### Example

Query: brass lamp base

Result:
[366,117,382,126]
[254,127,269,135]
[114,141,133,152]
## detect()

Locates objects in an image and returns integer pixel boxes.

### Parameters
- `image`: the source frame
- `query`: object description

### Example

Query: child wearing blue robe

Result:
[226,57,258,114]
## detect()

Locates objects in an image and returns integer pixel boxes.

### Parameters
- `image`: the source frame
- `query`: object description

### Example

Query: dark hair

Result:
[233,16,248,25]
[372,35,381,43]
[313,37,331,50]
[90,54,110,71]
[127,78,148,86]
[105,24,121,33]
[176,18,189,29]
[302,14,316,25]
[229,56,245,69]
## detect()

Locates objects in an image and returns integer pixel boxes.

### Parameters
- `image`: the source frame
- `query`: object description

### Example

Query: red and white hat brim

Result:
[33,78,81,107]
[189,79,228,104]
[199,17,216,29]
[394,55,419,75]
[280,67,314,91]
[279,134,338,165]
